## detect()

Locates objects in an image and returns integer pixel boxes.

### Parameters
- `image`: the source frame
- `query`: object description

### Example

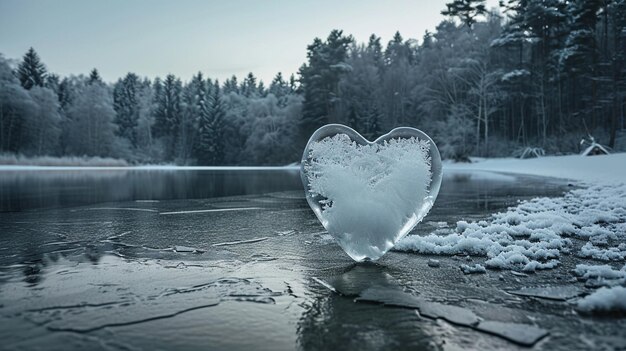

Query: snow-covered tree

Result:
[0,56,36,152]
[65,83,117,157]
[24,86,62,155]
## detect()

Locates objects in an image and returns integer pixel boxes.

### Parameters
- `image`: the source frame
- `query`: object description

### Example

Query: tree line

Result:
[1,0,624,165]
[0,49,301,165]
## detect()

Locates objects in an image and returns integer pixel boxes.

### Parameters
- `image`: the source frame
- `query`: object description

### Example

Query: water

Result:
[1,169,622,350]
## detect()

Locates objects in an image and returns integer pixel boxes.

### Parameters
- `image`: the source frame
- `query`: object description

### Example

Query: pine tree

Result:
[288,74,298,93]
[299,30,353,144]
[152,74,183,160]
[367,34,384,68]
[223,75,239,94]
[269,72,292,105]
[561,0,602,75]
[113,73,141,147]
[257,81,267,97]
[441,0,487,28]
[44,74,62,110]
[385,32,406,65]
[88,68,103,85]
[241,72,258,97]
[17,47,47,90]
[57,77,72,111]
[195,80,225,165]
[181,72,207,162]
[45,74,60,92]
[269,72,287,96]
[607,0,626,147]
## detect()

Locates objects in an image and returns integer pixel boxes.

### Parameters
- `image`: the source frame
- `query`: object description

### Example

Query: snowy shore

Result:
[443,152,626,184]
[399,153,626,314]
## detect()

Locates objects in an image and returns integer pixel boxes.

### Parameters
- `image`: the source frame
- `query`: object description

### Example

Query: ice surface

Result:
[475,321,548,346]
[0,256,281,334]
[83,207,158,213]
[302,125,442,262]
[356,287,480,326]
[507,286,583,301]
[212,237,269,247]
[173,246,205,253]
[160,207,263,215]
[353,286,548,346]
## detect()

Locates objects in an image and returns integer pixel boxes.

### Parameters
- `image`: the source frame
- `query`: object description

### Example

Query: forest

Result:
[1,0,625,165]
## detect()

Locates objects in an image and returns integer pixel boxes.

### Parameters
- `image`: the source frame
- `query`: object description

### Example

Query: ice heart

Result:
[301,124,442,262]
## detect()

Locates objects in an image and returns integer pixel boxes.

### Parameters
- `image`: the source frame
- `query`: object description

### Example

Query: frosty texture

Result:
[302,126,441,262]
[397,183,626,272]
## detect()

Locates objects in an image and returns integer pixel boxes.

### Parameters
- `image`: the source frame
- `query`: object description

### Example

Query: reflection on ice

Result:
[1,255,284,334]
[312,264,549,347]
[81,207,159,213]
[160,207,263,215]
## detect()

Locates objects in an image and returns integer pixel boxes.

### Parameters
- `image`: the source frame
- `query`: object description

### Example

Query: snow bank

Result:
[444,153,626,184]
[577,286,626,314]
[398,153,626,272]
[397,182,626,271]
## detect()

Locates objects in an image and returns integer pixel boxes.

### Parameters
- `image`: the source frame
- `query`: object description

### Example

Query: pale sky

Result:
[0,0,499,84]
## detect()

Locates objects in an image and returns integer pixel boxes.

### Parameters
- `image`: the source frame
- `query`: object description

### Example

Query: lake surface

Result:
[0,169,622,350]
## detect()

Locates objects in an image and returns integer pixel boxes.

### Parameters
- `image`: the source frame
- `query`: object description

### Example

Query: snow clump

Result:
[397,183,626,272]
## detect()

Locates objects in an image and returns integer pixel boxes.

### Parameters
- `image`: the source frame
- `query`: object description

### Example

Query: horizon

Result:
[0,0,499,83]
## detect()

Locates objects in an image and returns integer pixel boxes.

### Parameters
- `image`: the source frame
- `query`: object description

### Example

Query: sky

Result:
[0,0,500,84]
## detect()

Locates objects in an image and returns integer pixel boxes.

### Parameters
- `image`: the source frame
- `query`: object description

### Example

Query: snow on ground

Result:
[573,264,626,287]
[577,286,626,314]
[397,181,626,272]
[398,153,626,313]
[443,153,626,183]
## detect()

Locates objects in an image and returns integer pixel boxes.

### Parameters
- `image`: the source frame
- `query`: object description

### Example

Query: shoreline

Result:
[2,152,624,184]
[0,165,302,171]
[445,152,626,184]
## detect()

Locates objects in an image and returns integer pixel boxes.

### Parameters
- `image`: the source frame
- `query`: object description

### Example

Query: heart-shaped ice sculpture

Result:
[301,124,442,262]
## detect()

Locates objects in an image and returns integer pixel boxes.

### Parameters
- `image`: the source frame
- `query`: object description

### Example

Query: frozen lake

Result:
[0,169,624,350]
